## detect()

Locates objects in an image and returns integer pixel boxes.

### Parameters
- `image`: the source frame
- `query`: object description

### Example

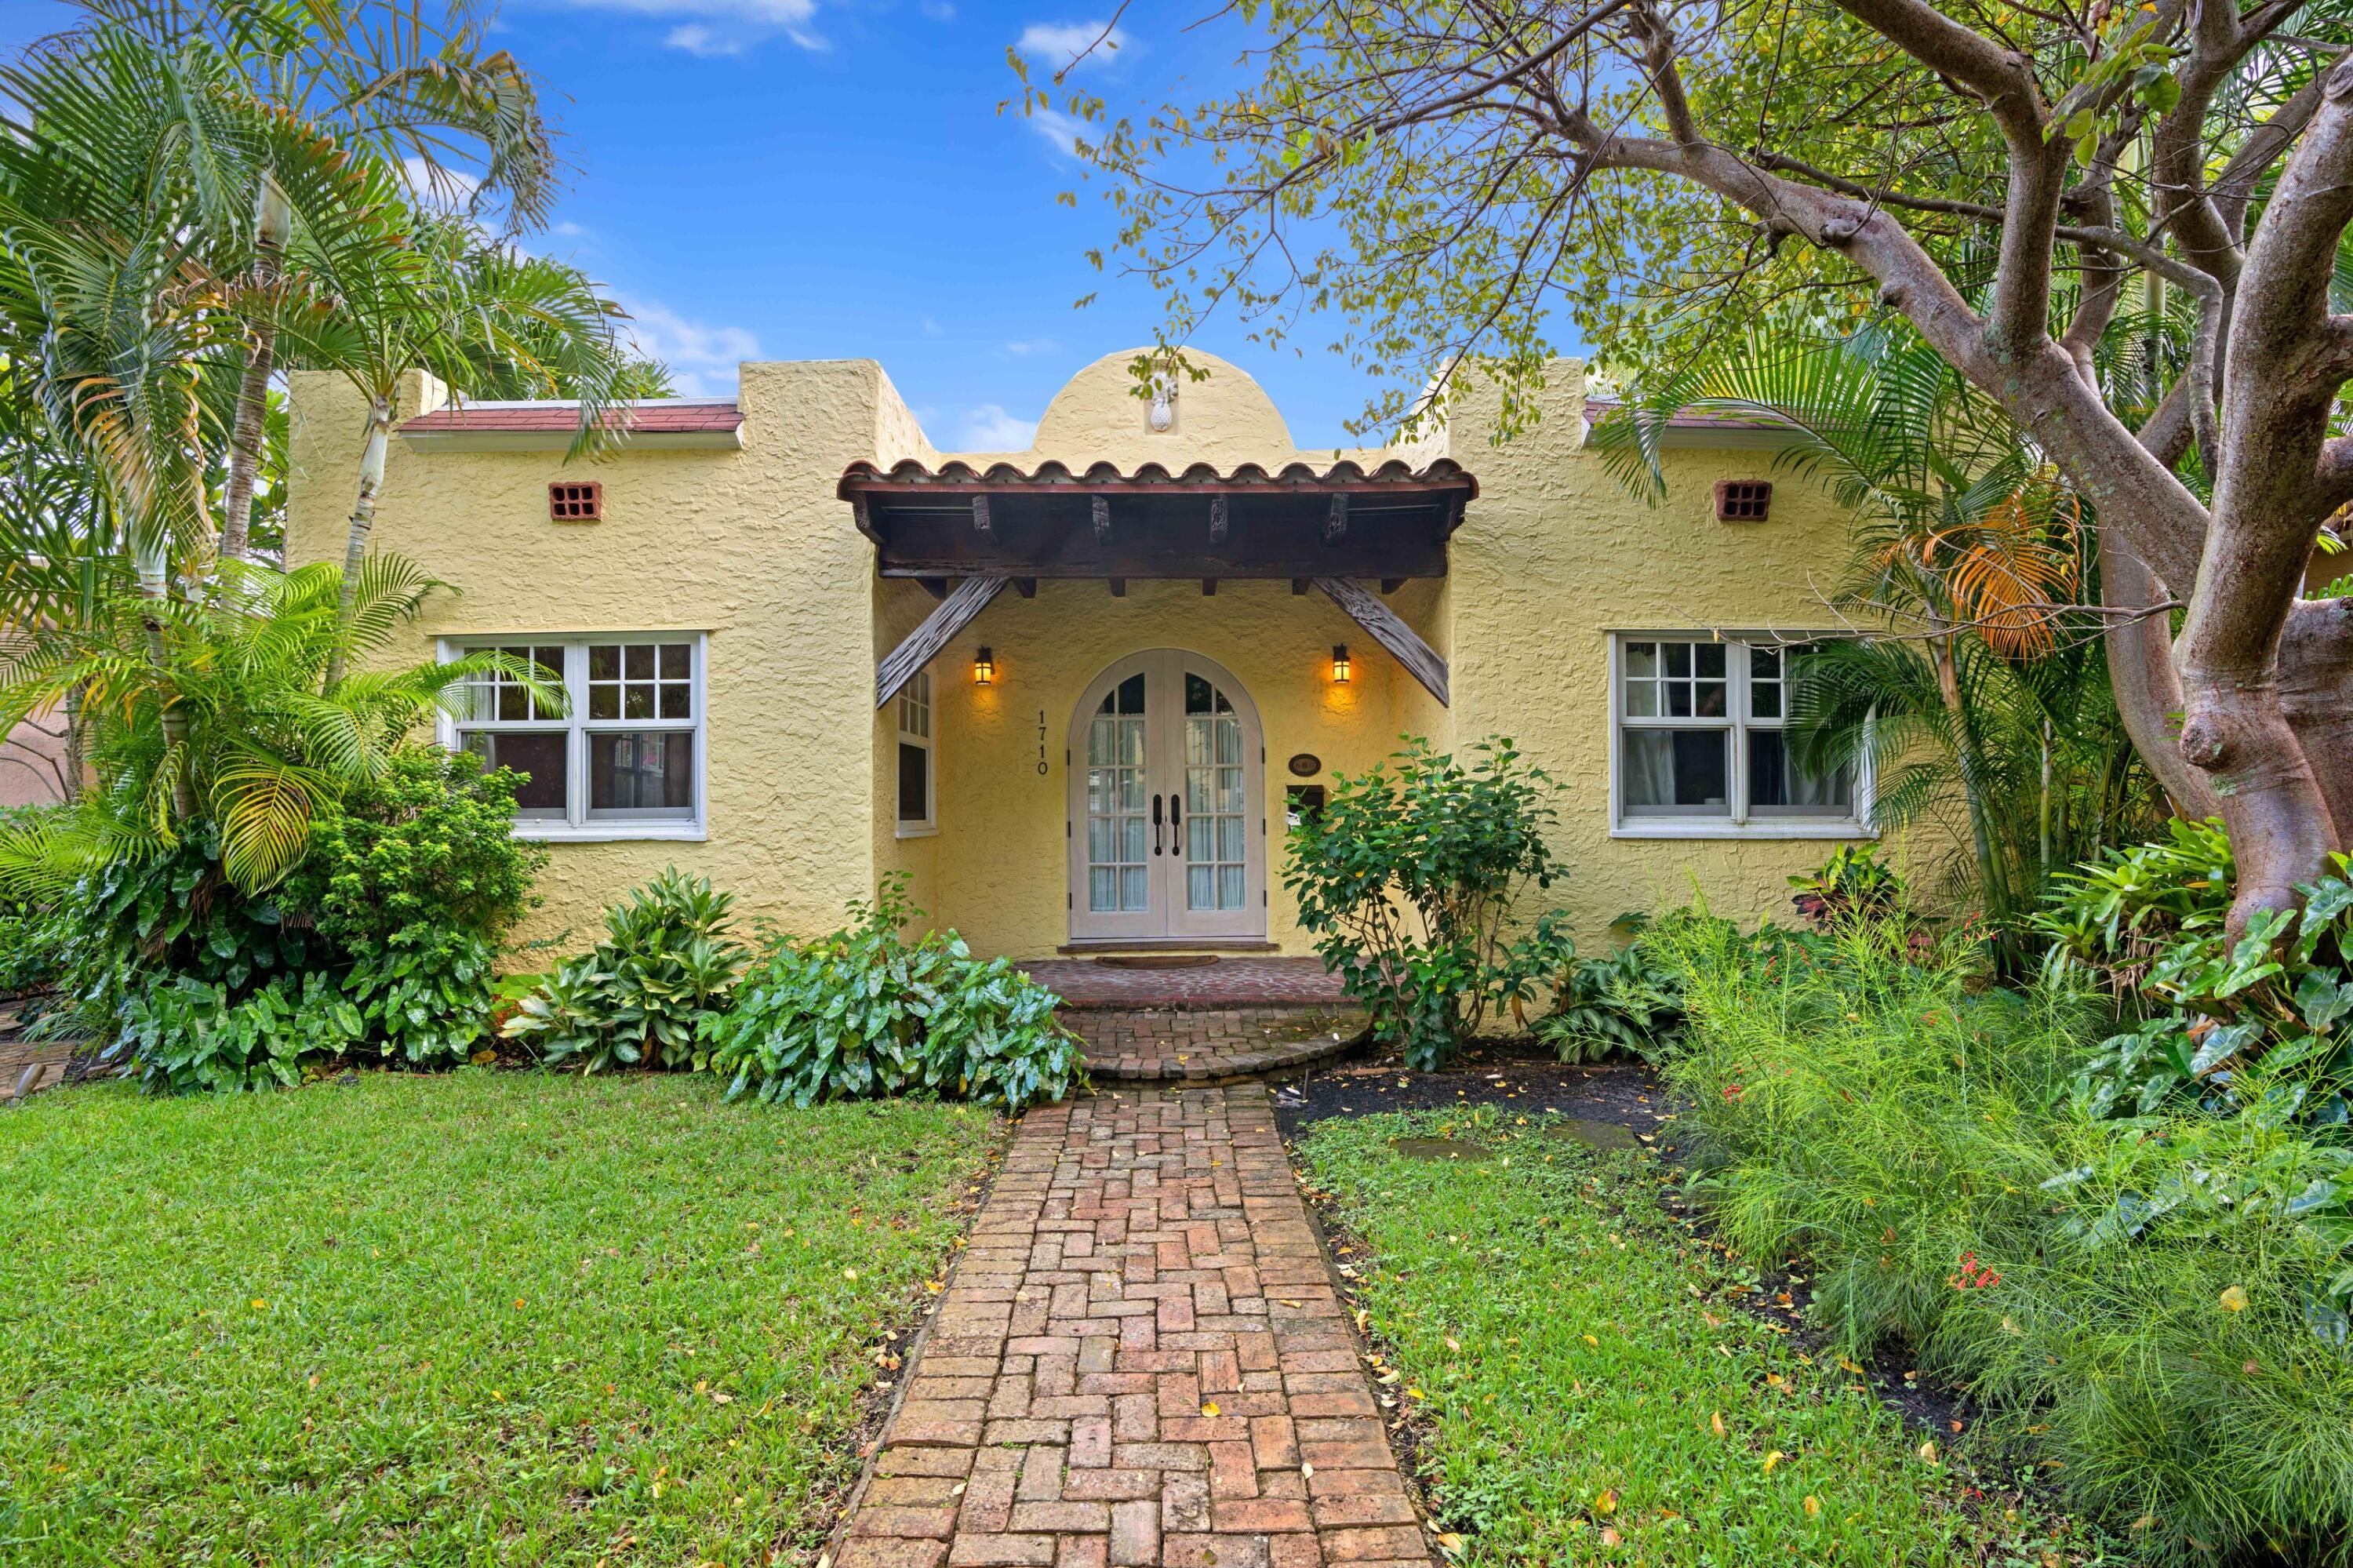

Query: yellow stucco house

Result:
[283,349,1877,960]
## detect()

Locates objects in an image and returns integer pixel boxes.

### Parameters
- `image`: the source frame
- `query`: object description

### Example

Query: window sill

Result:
[1610,820,1876,841]
[895,824,940,839]
[511,823,708,843]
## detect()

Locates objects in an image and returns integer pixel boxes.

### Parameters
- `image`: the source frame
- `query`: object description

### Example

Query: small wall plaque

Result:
[1286,753,1321,778]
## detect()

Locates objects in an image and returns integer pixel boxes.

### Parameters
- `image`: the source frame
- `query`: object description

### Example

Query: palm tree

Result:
[277,210,646,686]
[64,0,562,566]
[1594,323,2156,955]
[0,554,560,893]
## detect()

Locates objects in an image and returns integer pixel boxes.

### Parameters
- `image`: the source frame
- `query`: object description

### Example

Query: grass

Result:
[1297,1108,2124,1566]
[0,1069,998,1567]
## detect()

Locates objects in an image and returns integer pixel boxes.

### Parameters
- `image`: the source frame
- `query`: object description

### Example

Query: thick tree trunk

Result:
[322,398,391,693]
[2278,595,2353,846]
[2098,526,2222,820]
[220,176,291,568]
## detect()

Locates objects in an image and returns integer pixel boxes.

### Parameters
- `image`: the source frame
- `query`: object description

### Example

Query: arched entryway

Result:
[1066,649,1267,944]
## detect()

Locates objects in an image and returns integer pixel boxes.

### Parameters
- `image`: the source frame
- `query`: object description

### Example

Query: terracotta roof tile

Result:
[837,456,1476,499]
[402,399,742,435]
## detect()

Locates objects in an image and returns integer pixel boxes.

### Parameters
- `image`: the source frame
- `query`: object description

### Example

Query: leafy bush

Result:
[701,876,1085,1113]
[1785,842,1907,927]
[1285,737,1570,1070]
[1653,908,2353,1564]
[1537,928,1686,1062]
[503,870,747,1072]
[122,970,363,1094]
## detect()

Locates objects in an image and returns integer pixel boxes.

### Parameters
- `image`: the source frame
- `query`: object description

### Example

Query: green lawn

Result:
[1297,1109,2124,1566]
[0,1070,998,1567]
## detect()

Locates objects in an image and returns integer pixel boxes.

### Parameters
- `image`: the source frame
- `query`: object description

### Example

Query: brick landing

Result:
[1018,960,1347,1010]
[1065,1008,1366,1085]
[833,1086,1432,1568]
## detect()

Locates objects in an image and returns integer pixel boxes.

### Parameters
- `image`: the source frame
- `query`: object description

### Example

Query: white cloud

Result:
[918,0,955,16]
[922,316,942,335]
[1024,107,1086,158]
[551,220,591,238]
[400,155,481,213]
[1002,338,1059,356]
[1016,20,1131,71]
[536,0,826,55]
[958,404,1038,451]
[620,296,760,397]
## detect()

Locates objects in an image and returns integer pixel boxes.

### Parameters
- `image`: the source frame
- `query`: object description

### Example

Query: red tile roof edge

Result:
[402,401,742,434]
[838,456,1477,500]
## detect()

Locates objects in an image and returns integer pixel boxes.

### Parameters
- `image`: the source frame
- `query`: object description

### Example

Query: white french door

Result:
[1067,649,1266,942]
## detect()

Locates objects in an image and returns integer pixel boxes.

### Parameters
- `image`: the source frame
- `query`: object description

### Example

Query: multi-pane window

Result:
[1085,672,1150,912]
[897,670,935,832]
[447,635,703,837]
[1183,673,1247,911]
[1615,636,1858,832]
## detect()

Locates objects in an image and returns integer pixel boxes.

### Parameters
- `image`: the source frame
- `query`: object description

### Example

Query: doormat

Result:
[1093,954,1220,970]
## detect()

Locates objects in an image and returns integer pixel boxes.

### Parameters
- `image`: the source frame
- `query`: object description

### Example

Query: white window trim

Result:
[1606,631,1876,841]
[895,668,938,839]
[437,632,710,842]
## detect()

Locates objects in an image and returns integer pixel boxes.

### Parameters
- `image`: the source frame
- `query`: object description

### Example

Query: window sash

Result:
[896,671,936,830]
[1613,635,1861,831]
[443,635,705,839]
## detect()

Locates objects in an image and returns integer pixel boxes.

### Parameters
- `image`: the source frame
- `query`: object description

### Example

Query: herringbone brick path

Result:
[834,1086,1431,1568]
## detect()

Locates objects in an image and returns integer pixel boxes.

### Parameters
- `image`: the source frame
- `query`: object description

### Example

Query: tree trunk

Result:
[62,681,86,802]
[2098,525,2223,820]
[323,397,392,693]
[220,175,291,569]
[136,570,196,823]
[2277,596,2353,847]
[1929,621,2013,951]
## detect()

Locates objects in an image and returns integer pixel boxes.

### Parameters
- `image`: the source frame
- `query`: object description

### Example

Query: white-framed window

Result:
[1610,634,1871,839]
[438,633,707,842]
[896,669,936,836]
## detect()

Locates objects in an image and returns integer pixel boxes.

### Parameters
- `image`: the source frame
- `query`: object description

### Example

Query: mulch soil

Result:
[1271,1037,1973,1440]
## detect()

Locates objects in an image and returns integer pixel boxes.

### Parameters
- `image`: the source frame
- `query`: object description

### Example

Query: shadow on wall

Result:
[1,713,70,807]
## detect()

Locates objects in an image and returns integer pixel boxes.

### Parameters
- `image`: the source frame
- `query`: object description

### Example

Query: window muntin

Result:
[896,670,935,832]
[447,635,703,838]
[1616,636,1857,831]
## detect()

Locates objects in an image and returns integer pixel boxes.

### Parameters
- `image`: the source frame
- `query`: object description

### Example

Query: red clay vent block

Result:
[548,481,602,522]
[1715,479,1772,522]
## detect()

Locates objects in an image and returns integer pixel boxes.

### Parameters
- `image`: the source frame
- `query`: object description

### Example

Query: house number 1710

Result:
[1037,710,1049,775]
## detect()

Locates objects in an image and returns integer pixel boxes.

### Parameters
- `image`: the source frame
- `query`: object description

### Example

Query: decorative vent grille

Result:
[1715,479,1772,522]
[549,481,602,522]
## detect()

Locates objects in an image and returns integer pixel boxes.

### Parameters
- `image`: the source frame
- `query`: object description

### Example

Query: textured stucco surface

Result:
[283,344,1921,962]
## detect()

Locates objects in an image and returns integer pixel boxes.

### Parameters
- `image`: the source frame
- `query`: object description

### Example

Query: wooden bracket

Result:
[1324,493,1349,543]
[876,575,1006,708]
[1093,496,1111,544]
[1209,495,1229,544]
[1313,576,1449,705]
[1013,577,1038,598]
[971,494,992,537]
[1290,578,1310,595]
[917,577,949,600]
[1380,578,1406,594]
[1108,577,1127,597]
[1201,578,1218,596]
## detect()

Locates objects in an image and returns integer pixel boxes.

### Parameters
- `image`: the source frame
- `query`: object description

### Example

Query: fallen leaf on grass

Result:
[1763,1450,1786,1473]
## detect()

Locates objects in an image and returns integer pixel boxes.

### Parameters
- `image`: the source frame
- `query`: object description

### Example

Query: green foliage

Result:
[122,970,362,1095]
[1537,930,1686,1063]
[1786,843,1907,928]
[1297,1110,2112,1564]
[503,870,747,1073]
[0,1071,991,1564]
[1653,908,2353,1563]
[1285,737,1570,1071]
[701,875,1086,1114]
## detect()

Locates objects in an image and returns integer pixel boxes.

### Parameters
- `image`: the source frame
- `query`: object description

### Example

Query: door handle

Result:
[1170,795,1183,854]
[1152,794,1164,854]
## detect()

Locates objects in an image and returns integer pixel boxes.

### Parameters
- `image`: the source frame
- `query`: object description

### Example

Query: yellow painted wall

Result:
[282,344,1911,963]
[285,360,911,951]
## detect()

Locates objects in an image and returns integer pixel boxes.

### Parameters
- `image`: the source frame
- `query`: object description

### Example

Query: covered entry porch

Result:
[846,456,1471,962]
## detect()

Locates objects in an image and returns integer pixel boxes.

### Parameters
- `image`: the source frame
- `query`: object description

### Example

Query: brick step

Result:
[1067,1005,1369,1085]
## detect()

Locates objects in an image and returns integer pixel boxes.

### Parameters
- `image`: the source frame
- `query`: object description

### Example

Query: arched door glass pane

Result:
[1183,672,1246,910]
[1086,671,1149,911]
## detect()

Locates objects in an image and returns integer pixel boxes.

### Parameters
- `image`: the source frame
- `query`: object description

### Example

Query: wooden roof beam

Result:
[876,575,1006,708]
[1314,576,1449,706]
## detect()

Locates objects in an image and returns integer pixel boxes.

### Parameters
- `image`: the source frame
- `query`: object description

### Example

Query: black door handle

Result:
[1170,794,1183,854]
[1152,794,1163,854]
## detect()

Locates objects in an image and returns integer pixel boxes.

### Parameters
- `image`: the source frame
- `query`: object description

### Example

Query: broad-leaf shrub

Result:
[1537,923,1686,1062]
[701,876,1085,1112]
[1655,907,2353,1563]
[503,870,747,1072]
[1286,737,1570,1070]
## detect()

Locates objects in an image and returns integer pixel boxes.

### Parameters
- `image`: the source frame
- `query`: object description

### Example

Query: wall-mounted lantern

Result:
[973,647,995,686]
[1331,644,1351,683]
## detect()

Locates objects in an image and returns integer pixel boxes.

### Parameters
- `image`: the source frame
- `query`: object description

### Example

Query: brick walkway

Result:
[835,1085,1432,1568]
[1020,960,1347,1010]
[1065,1008,1366,1085]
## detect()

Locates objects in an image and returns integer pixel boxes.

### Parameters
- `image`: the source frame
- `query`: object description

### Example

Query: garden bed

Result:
[1289,1108,2128,1566]
[0,1070,999,1566]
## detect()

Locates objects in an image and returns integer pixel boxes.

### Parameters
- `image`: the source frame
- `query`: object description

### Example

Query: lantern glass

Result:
[973,647,995,686]
[1331,645,1351,682]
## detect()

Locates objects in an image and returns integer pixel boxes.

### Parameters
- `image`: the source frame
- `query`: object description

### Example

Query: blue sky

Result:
[1,0,1404,450]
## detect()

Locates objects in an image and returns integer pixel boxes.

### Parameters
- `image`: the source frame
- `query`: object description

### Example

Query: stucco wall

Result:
[284,360,898,951]
[282,343,1915,963]
[1443,362,1926,939]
